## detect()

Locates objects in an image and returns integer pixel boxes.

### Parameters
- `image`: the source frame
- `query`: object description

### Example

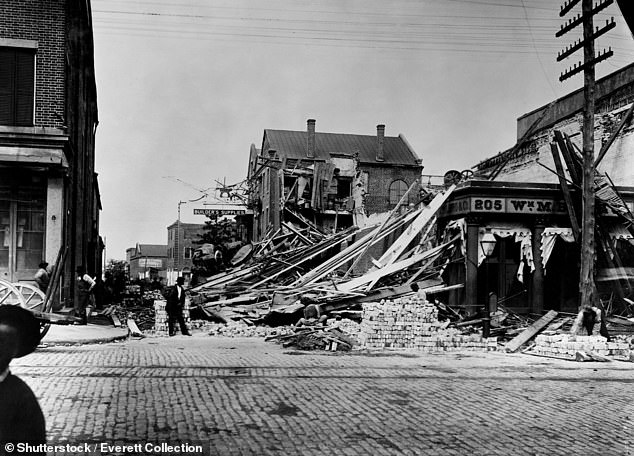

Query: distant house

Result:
[128,244,168,281]
[246,119,423,241]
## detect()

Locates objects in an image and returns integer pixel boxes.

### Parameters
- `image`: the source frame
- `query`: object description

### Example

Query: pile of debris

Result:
[266,324,359,351]
[206,322,294,338]
[528,334,631,361]
[188,186,460,329]
[358,296,497,351]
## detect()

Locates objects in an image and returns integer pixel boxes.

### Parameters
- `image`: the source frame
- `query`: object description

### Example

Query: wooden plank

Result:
[374,185,455,270]
[295,209,422,286]
[338,240,451,292]
[110,313,122,327]
[594,102,634,167]
[550,142,580,240]
[342,180,419,279]
[504,310,558,353]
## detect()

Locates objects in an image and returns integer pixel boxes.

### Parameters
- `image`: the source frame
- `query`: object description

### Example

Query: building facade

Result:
[438,63,634,317]
[127,244,168,281]
[247,119,424,242]
[166,221,205,284]
[0,0,101,306]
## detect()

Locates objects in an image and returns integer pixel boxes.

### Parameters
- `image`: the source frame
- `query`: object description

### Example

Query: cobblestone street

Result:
[10,335,634,456]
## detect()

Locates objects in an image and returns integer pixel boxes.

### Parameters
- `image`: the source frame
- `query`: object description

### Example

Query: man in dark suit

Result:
[165,277,191,336]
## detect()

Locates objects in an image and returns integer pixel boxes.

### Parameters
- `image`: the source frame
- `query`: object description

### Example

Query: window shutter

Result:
[0,48,15,125]
[15,50,35,126]
[0,47,35,126]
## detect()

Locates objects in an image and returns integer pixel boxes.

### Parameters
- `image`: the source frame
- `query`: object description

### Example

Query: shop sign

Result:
[506,198,567,214]
[138,258,163,268]
[440,196,567,216]
[193,208,246,216]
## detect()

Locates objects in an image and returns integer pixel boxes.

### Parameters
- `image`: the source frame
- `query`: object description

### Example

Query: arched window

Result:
[389,179,409,206]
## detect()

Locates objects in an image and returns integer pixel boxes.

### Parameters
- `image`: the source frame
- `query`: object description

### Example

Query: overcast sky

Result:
[91,0,634,261]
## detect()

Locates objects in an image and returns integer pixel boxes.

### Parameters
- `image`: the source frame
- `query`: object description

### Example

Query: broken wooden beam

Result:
[504,310,558,353]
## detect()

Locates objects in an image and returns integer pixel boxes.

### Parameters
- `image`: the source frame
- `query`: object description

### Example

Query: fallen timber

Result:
[186,188,462,326]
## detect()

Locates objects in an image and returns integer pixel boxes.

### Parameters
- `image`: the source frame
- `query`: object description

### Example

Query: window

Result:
[184,247,193,259]
[389,180,409,207]
[0,47,35,126]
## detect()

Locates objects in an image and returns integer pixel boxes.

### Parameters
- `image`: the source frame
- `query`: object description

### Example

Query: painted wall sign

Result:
[440,196,568,217]
[137,258,163,268]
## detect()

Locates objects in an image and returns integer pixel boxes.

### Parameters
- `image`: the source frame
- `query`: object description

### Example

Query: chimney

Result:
[306,119,316,158]
[376,124,385,162]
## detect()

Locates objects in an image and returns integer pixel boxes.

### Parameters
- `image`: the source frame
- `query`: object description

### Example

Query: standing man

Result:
[33,262,50,292]
[0,306,46,451]
[165,276,191,336]
[75,265,95,325]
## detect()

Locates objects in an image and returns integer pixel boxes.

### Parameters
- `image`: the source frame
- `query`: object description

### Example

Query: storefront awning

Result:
[0,146,68,168]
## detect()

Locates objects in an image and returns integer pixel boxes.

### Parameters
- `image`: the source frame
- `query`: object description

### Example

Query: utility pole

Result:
[557,0,615,308]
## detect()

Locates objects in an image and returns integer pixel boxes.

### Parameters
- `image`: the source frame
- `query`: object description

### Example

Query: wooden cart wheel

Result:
[0,278,27,307]
[13,282,46,312]
[0,280,51,338]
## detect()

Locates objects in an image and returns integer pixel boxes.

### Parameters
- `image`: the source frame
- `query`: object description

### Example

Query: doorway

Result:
[0,170,46,282]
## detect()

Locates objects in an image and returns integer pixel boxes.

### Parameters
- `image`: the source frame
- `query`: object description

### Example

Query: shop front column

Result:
[531,220,546,314]
[465,218,480,316]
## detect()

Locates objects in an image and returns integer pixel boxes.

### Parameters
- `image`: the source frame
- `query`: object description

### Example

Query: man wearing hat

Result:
[165,276,191,336]
[0,305,46,450]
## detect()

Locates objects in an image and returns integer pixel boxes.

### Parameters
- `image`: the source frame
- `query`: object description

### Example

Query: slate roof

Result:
[263,129,420,166]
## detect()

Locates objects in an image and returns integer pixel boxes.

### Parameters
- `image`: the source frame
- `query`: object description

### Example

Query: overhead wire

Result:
[90,0,634,64]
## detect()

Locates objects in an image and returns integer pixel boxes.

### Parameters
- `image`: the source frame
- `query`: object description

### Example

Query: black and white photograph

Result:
[1,0,634,455]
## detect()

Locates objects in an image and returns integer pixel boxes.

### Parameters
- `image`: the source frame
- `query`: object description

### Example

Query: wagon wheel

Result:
[0,280,50,338]
[0,278,27,307]
[13,282,51,338]
[13,283,46,312]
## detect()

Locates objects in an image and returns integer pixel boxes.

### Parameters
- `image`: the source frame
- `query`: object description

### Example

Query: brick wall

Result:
[360,165,422,214]
[0,0,66,128]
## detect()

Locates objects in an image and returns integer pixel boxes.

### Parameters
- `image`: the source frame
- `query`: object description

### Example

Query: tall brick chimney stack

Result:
[306,119,316,158]
[376,124,385,162]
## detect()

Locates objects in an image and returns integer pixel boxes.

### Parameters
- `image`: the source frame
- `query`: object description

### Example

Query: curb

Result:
[39,332,130,347]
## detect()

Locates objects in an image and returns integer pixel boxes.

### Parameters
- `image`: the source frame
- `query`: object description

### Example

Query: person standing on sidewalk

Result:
[165,276,191,336]
[0,306,46,452]
[75,265,95,325]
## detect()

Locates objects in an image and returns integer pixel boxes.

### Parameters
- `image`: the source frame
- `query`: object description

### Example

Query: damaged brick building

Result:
[438,63,634,317]
[246,119,423,242]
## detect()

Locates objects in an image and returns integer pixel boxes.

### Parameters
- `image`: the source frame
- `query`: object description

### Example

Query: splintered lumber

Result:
[190,265,261,292]
[337,239,455,292]
[248,227,357,289]
[504,310,558,353]
[373,185,456,271]
[294,208,423,287]
[342,179,419,279]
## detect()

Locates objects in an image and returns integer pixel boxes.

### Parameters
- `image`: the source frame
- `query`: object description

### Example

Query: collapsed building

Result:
[245,120,423,247]
[437,62,634,319]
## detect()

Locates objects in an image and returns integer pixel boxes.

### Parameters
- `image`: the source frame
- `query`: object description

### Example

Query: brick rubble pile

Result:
[358,296,497,351]
[207,322,295,338]
[533,334,632,360]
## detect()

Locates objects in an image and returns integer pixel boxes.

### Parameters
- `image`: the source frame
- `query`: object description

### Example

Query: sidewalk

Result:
[40,320,128,346]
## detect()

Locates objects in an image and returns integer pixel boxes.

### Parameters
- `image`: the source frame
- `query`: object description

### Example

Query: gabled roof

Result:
[263,129,421,166]
[135,244,168,257]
